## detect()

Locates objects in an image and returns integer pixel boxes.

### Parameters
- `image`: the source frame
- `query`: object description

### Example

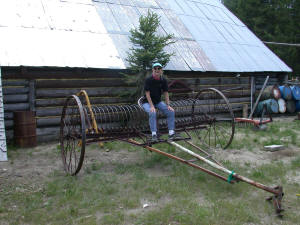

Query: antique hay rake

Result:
[60,87,284,216]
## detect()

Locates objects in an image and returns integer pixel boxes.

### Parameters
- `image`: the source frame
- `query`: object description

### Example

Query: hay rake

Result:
[60,88,284,216]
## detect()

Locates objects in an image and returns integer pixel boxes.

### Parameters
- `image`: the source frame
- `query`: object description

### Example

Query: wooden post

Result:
[29,79,36,112]
[0,67,8,161]
[243,104,248,118]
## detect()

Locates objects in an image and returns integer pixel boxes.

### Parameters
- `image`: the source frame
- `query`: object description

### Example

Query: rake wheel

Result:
[191,88,235,150]
[60,95,86,175]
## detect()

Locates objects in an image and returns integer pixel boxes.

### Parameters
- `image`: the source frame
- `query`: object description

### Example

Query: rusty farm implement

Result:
[60,88,284,216]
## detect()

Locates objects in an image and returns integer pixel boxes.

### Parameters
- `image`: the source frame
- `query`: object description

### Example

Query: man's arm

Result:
[164,92,174,111]
[145,91,156,113]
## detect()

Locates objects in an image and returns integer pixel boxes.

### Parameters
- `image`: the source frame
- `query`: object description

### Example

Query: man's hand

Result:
[150,106,156,113]
[167,105,174,112]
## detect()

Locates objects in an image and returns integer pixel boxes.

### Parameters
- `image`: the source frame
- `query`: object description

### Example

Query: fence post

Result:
[29,79,36,112]
[0,67,8,161]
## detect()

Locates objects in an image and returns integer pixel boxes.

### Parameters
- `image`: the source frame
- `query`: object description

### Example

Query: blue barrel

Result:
[295,100,300,112]
[290,86,300,100]
[255,99,279,115]
[279,85,292,100]
[286,100,296,113]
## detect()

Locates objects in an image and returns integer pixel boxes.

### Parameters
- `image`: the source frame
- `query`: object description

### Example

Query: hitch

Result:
[266,186,284,217]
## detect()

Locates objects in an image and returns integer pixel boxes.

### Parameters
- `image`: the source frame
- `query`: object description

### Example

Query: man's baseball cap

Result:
[152,62,163,68]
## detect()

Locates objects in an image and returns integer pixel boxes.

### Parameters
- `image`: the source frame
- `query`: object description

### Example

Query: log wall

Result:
[1,67,286,143]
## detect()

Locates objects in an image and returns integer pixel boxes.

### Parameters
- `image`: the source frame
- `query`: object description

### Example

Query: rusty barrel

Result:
[14,111,37,147]
[257,85,281,101]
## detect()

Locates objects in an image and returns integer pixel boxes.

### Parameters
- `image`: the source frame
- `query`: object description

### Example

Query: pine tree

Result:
[125,10,175,101]
[223,0,299,77]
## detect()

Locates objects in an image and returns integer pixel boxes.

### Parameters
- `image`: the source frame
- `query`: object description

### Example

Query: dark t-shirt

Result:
[143,76,168,105]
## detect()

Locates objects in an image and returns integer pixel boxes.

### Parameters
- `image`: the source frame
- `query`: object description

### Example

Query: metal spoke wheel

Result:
[60,95,86,175]
[191,88,235,150]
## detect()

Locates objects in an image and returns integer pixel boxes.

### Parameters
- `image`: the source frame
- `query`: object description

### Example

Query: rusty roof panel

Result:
[185,40,215,71]
[174,40,204,71]
[164,10,193,40]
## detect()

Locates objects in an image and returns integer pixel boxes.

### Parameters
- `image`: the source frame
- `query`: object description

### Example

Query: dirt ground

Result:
[0,116,299,225]
[1,116,299,187]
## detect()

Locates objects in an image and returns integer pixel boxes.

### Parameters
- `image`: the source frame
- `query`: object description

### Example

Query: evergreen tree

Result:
[223,0,299,77]
[125,10,175,101]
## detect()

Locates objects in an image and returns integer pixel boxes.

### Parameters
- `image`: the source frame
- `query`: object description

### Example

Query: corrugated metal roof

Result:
[0,0,292,72]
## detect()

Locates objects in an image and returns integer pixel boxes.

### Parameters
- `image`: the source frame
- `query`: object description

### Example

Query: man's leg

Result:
[142,103,157,133]
[156,101,175,131]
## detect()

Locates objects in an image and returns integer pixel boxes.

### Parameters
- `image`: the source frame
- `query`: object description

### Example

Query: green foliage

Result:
[125,10,175,101]
[223,0,300,77]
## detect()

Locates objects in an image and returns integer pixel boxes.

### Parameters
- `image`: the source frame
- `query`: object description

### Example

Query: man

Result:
[142,62,180,142]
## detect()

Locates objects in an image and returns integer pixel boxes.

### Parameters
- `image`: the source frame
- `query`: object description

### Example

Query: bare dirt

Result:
[0,116,299,225]
[0,116,299,188]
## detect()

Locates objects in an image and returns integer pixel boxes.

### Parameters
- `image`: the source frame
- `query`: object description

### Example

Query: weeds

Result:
[1,119,299,224]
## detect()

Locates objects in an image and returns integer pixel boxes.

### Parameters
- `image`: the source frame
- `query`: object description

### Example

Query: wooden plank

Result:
[3,87,29,95]
[2,79,28,86]
[35,78,129,88]
[192,84,250,92]
[36,87,135,98]
[3,94,28,103]
[4,103,29,112]
[170,77,250,86]
[37,117,61,127]
[36,127,60,142]
[36,97,129,107]
[37,126,59,137]
[37,133,59,143]
[36,107,63,117]
[227,97,250,104]
[4,112,13,120]
[29,80,35,111]
[4,120,13,129]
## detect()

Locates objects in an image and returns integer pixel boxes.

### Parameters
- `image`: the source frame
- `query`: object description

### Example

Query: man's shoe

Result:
[151,135,158,142]
[168,133,182,141]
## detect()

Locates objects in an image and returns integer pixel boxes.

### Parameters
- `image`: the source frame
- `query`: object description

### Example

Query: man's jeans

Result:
[142,101,175,132]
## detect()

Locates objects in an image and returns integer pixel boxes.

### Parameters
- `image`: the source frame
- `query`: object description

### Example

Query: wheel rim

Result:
[60,95,86,175]
[191,88,235,150]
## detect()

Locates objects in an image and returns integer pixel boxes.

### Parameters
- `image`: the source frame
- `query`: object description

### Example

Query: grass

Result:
[0,119,299,224]
[229,119,300,150]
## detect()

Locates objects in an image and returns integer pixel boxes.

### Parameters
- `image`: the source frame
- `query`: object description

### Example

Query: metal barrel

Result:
[258,85,281,101]
[295,100,300,112]
[286,100,296,113]
[277,98,286,113]
[279,85,292,100]
[255,99,279,115]
[290,85,300,100]
[13,111,37,148]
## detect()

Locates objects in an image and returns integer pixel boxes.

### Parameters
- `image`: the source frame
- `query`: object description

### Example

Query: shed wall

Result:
[1,67,285,143]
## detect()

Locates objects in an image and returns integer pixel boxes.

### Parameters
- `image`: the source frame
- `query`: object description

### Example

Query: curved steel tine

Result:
[124,105,133,132]
[120,105,130,132]
[93,106,102,132]
[112,105,121,131]
[106,105,115,132]
[134,103,146,131]
[133,104,144,131]
[130,104,140,131]
[98,105,105,132]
